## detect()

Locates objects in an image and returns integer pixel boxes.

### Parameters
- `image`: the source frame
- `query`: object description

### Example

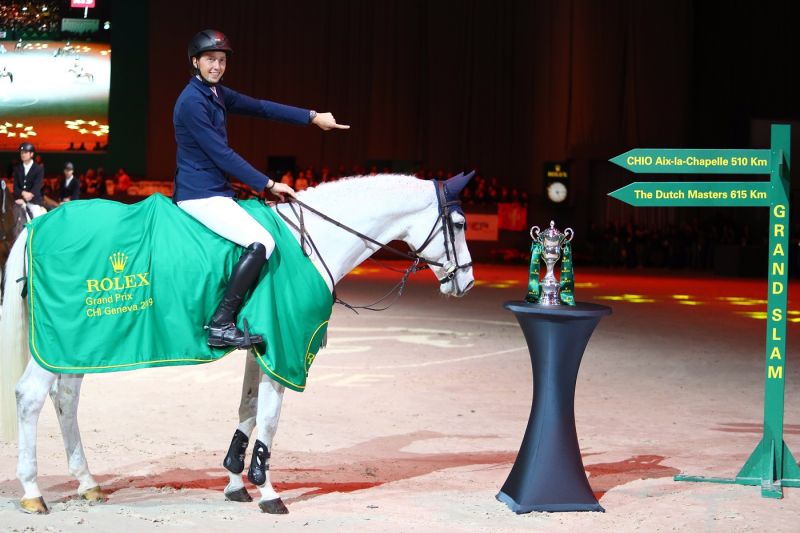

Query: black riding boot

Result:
[206,242,267,348]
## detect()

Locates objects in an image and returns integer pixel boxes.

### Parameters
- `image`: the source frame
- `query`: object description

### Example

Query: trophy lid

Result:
[530,220,574,242]
[543,220,559,237]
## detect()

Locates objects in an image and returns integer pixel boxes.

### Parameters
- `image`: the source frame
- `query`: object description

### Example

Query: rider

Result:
[173,29,348,348]
[12,142,44,215]
[59,161,81,203]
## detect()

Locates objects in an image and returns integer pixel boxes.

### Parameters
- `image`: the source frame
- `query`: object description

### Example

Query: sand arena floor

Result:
[1,263,799,532]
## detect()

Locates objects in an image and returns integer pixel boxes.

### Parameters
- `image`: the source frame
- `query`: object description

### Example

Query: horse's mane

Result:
[295,174,432,213]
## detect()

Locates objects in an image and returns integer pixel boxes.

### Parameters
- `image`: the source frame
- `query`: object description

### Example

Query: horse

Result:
[0,172,476,514]
[0,181,42,298]
[75,71,94,83]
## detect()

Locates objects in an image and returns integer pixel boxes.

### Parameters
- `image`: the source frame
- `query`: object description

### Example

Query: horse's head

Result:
[408,172,476,297]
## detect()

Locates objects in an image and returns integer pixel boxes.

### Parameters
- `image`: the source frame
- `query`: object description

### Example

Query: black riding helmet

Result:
[188,29,233,60]
[188,30,233,84]
[19,142,35,153]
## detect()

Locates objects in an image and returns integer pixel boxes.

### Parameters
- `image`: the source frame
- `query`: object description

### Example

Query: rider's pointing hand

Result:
[311,112,350,131]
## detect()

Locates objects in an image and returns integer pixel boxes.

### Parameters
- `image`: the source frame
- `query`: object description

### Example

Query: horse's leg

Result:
[251,374,286,514]
[222,351,262,502]
[48,373,105,502]
[15,360,56,514]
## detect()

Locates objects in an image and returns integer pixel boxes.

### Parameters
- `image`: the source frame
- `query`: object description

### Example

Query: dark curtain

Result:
[146,0,692,196]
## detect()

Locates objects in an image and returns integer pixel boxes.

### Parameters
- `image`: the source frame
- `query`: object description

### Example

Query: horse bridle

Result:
[413,180,473,286]
[275,180,473,309]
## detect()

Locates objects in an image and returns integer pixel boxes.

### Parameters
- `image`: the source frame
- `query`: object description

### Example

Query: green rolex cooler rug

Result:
[25,194,332,392]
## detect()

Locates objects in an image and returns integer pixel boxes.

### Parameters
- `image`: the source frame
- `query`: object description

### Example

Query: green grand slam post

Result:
[609,123,800,499]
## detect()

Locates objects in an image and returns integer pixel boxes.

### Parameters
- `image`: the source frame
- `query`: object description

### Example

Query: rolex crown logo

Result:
[109,251,128,273]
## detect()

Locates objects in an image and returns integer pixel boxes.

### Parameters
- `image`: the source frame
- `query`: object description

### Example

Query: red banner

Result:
[497,202,528,231]
[71,0,96,7]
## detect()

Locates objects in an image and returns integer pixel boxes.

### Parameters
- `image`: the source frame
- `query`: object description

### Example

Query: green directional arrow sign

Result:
[610,149,771,174]
[608,181,771,207]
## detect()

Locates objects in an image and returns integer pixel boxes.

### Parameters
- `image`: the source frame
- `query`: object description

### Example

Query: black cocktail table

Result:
[497,301,612,513]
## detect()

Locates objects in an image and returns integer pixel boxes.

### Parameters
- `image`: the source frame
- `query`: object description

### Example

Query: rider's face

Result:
[19,150,32,163]
[193,51,227,84]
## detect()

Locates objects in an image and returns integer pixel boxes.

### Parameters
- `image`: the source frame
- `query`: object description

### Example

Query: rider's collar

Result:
[190,75,220,98]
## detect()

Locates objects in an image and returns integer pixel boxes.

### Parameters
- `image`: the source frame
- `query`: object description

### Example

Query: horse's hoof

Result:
[19,496,49,514]
[224,487,253,502]
[79,485,107,503]
[258,497,289,514]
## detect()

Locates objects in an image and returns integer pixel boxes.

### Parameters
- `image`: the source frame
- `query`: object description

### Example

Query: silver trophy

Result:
[530,221,574,305]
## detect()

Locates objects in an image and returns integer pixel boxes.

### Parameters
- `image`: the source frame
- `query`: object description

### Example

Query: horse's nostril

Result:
[464,280,474,293]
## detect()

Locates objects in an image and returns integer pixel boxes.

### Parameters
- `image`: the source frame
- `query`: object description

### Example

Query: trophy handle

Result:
[530,226,541,240]
[563,228,574,242]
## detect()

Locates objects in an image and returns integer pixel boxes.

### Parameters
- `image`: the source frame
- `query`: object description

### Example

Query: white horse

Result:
[0,173,475,514]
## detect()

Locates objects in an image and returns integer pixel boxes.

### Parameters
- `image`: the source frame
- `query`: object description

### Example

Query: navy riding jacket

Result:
[173,76,311,202]
[12,162,44,205]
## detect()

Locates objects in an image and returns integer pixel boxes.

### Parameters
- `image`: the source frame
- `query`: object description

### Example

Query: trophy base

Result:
[538,292,562,306]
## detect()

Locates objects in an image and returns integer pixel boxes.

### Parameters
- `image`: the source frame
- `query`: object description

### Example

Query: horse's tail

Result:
[0,229,29,441]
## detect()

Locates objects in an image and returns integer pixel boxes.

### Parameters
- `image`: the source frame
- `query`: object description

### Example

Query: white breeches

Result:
[22,203,47,219]
[177,196,275,257]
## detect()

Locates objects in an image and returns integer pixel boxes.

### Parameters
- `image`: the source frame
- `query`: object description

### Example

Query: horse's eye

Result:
[453,221,466,231]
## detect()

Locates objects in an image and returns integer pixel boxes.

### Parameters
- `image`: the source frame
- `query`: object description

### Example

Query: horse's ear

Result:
[443,170,476,202]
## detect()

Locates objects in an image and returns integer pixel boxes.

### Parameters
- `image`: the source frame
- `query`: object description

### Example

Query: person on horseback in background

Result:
[13,142,45,217]
[173,29,349,348]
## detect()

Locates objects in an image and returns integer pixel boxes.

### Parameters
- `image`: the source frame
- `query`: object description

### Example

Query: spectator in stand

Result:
[294,170,309,191]
[95,167,107,197]
[115,168,131,193]
[59,161,80,203]
[304,166,317,185]
[84,168,96,194]
[280,169,294,187]
[487,185,498,203]
[319,166,331,183]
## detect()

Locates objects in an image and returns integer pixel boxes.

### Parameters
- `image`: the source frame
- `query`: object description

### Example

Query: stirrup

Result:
[206,319,263,348]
